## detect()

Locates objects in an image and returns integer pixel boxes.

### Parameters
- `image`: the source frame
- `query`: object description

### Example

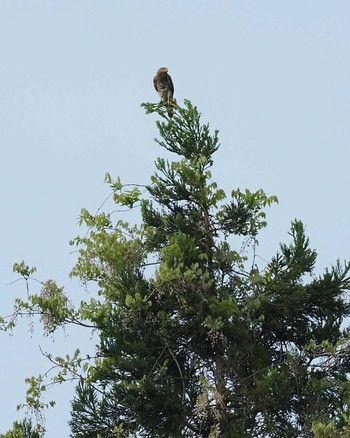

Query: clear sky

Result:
[1,1,349,436]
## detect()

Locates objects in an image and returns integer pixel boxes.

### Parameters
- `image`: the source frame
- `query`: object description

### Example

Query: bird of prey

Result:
[153,67,174,112]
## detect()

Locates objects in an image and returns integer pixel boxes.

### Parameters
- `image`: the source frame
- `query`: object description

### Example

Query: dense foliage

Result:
[0,419,44,438]
[3,100,350,437]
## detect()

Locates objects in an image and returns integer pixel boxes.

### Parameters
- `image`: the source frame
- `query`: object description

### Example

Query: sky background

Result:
[1,1,349,436]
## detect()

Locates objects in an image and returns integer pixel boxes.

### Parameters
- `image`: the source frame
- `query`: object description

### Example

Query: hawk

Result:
[153,67,174,111]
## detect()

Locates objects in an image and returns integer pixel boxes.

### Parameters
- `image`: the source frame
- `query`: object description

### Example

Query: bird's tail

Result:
[166,98,176,118]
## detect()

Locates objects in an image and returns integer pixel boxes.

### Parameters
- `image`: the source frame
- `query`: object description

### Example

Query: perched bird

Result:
[153,67,174,114]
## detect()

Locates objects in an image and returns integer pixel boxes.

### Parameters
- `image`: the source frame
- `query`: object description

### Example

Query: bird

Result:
[153,67,174,115]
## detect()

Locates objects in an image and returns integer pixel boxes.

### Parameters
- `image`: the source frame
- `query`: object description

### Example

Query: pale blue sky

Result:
[1,2,349,436]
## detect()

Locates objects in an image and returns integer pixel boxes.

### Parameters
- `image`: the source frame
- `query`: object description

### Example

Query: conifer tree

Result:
[68,101,350,437]
[0,419,44,438]
[4,101,350,437]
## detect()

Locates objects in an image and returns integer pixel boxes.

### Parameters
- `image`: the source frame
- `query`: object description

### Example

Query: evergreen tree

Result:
[4,101,350,437]
[67,101,350,437]
[0,419,44,438]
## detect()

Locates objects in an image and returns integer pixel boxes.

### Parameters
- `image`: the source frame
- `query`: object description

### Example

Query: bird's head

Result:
[157,67,169,74]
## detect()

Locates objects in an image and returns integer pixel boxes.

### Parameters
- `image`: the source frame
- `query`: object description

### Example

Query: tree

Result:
[3,100,350,437]
[0,419,44,438]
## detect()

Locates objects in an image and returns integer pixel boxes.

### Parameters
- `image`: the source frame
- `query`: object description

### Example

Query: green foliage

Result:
[217,188,278,237]
[0,419,44,438]
[13,261,37,279]
[4,99,350,437]
[142,99,220,160]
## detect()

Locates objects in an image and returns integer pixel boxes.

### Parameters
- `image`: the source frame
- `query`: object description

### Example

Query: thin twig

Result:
[148,345,167,377]
[168,346,186,401]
